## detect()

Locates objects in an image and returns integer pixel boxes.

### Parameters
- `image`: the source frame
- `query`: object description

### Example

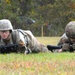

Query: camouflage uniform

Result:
[57,21,75,52]
[0,19,49,54]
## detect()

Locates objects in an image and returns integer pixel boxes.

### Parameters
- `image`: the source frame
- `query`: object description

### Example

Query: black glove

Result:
[62,43,70,51]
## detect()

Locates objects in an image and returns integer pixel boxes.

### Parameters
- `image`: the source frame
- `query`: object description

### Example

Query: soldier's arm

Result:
[24,30,49,53]
[13,30,27,53]
[57,33,68,46]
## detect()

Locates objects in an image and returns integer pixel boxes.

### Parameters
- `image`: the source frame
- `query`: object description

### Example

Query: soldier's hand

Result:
[24,49,32,55]
[62,43,70,51]
[72,43,75,50]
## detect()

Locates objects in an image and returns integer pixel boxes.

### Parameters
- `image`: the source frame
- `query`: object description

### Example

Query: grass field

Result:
[0,37,75,75]
[36,37,60,45]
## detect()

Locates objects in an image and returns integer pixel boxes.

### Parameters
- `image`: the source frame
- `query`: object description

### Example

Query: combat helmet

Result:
[65,21,75,39]
[0,19,13,32]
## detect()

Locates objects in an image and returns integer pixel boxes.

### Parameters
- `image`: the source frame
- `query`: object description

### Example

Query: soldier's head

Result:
[0,19,13,39]
[65,21,75,42]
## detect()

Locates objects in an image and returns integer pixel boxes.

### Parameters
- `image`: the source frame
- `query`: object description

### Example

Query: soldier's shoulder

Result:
[24,30,32,33]
[12,29,19,34]
[23,30,33,36]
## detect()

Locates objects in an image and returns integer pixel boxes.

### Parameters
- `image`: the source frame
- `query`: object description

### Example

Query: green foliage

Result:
[0,0,75,36]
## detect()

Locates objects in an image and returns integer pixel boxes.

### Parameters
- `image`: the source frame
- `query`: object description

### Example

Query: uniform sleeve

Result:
[57,33,68,46]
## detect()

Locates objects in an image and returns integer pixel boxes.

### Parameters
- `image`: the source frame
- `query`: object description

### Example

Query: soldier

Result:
[57,21,75,52]
[0,19,49,54]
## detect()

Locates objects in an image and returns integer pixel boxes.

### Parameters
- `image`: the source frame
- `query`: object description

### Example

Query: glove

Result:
[62,43,70,51]
[72,43,75,50]
[24,48,32,55]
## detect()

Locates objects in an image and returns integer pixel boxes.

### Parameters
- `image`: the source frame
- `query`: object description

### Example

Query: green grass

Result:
[0,37,75,75]
[36,37,60,45]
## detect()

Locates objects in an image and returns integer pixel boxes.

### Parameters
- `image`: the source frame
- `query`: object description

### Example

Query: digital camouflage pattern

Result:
[0,19,49,54]
[57,21,75,52]
[23,30,49,53]
[0,19,13,31]
[65,21,75,39]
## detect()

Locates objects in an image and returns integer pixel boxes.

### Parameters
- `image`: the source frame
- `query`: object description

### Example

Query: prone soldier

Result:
[57,21,75,52]
[0,19,49,54]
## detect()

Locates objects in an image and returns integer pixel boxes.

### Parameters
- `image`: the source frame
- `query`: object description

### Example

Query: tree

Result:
[0,0,75,36]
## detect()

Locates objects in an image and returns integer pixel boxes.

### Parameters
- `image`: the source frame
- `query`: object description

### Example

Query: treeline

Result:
[0,0,75,36]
